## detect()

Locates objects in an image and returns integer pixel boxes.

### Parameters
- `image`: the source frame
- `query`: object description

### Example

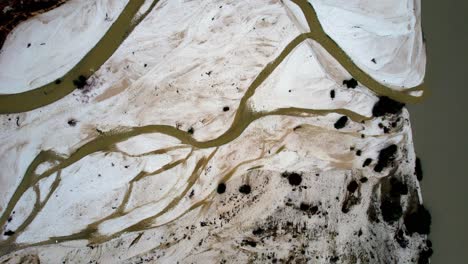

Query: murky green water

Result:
[409,0,468,262]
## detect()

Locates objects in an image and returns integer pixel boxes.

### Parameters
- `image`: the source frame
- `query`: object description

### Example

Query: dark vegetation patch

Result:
[380,198,402,223]
[404,205,431,235]
[223,106,230,112]
[367,201,380,223]
[239,184,251,194]
[395,229,408,248]
[299,202,319,216]
[390,178,408,196]
[360,177,368,183]
[67,118,77,127]
[252,228,264,236]
[371,58,376,64]
[187,127,194,135]
[379,176,405,224]
[418,247,433,264]
[415,157,423,181]
[366,185,381,222]
[362,158,372,167]
[241,239,257,247]
[374,144,397,172]
[55,79,61,84]
[347,180,358,193]
[372,96,405,117]
[343,78,358,88]
[330,89,335,99]
[356,150,362,156]
[342,195,360,214]
[3,230,14,236]
[72,75,87,89]
[334,116,348,129]
[281,171,302,186]
[217,183,226,194]
[300,202,310,211]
